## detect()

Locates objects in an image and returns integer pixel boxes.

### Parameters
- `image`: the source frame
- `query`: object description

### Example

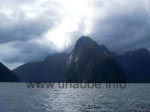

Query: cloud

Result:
[88,0,149,52]
[0,0,149,69]
[0,0,65,68]
[0,39,56,63]
[0,0,63,43]
[47,0,149,53]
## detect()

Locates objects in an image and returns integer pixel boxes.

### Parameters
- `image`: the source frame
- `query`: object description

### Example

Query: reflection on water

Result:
[0,83,150,112]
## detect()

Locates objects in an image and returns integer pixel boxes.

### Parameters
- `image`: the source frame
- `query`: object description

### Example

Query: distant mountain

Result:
[0,62,19,82]
[115,48,150,82]
[14,36,150,82]
[14,53,68,82]
[65,36,125,82]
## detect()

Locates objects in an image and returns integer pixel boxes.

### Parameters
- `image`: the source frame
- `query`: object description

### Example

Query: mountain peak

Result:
[74,36,110,56]
[66,36,125,82]
[75,36,97,49]
[78,36,94,41]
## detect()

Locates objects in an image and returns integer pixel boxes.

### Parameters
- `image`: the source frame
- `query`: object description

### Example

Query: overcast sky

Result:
[0,0,149,69]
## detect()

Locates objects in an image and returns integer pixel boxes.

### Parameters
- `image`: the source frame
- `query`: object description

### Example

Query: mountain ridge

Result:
[13,53,68,82]
[13,36,150,82]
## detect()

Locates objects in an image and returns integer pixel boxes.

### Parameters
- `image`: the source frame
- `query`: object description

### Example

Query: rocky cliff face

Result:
[65,36,125,82]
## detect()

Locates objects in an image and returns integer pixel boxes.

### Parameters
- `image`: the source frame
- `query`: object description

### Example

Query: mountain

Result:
[0,62,19,82]
[14,53,68,82]
[65,36,125,82]
[115,48,150,82]
[14,36,150,82]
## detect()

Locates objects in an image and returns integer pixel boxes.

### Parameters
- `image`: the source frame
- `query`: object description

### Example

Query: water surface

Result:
[0,83,150,112]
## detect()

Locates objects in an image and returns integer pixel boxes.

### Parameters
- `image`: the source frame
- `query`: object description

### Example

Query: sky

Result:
[0,0,149,69]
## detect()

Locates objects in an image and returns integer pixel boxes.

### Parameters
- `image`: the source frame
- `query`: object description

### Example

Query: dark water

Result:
[0,83,150,112]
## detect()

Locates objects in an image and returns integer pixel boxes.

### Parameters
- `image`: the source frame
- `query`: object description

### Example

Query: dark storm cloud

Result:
[0,40,56,63]
[92,12,149,52]
[0,19,50,43]
[0,0,62,43]
[89,0,150,52]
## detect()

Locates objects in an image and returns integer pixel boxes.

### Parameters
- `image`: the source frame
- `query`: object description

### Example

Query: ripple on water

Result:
[0,83,150,112]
